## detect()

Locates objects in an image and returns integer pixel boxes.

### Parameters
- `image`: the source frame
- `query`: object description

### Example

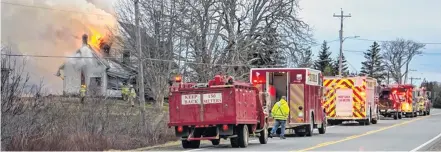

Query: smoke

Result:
[1,0,117,94]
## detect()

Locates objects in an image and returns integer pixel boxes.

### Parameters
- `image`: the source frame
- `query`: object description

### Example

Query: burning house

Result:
[56,34,137,98]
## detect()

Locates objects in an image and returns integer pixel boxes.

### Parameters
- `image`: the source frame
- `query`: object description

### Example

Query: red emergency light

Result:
[175,75,182,83]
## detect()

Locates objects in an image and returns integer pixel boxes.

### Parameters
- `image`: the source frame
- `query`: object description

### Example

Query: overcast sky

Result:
[298,0,441,84]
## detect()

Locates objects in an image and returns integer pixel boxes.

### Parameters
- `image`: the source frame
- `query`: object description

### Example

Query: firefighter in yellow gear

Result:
[418,96,426,111]
[80,84,87,104]
[121,84,129,101]
[128,85,136,107]
[269,96,290,139]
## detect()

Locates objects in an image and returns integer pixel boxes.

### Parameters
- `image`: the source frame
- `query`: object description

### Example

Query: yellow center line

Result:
[292,116,428,152]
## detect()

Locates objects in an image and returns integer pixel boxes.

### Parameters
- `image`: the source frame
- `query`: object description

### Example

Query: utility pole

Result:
[410,77,421,86]
[135,0,146,116]
[333,8,351,76]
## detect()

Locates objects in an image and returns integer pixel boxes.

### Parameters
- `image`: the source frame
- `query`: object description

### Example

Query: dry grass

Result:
[1,97,176,151]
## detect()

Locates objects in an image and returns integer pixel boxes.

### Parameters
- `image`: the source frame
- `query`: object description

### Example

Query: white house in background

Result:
[56,34,137,98]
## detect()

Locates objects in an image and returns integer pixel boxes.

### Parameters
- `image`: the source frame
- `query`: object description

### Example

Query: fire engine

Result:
[378,84,416,119]
[250,68,327,137]
[323,76,380,125]
[414,87,432,116]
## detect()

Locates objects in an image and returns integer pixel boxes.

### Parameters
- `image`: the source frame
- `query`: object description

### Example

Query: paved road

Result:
[143,109,441,151]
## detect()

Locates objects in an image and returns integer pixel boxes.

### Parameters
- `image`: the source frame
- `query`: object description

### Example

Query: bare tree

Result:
[114,0,313,106]
[381,38,424,84]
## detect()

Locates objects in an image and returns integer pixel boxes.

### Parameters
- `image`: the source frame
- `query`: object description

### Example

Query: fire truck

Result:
[395,84,417,118]
[414,87,432,116]
[250,68,327,137]
[168,75,269,149]
[378,84,416,119]
[323,76,379,125]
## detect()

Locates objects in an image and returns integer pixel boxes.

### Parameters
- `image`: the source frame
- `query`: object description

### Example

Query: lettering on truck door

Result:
[336,89,353,117]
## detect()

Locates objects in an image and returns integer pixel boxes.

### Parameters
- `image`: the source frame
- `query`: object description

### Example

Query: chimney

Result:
[82,34,88,46]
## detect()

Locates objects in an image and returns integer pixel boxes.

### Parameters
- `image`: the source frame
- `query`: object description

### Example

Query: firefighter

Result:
[121,83,129,101]
[269,96,290,139]
[128,85,136,107]
[80,84,87,104]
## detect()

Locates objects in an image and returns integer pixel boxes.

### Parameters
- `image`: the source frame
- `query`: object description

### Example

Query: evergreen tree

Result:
[249,26,285,67]
[333,53,349,76]
[360,41,386,83]
[314,41,333,73]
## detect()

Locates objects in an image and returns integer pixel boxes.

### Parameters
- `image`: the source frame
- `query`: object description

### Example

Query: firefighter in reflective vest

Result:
[418,96,425,111]
[269,96,290,139]
[121,84,129,101]
[80,84,87,103]
[128,85,136,107]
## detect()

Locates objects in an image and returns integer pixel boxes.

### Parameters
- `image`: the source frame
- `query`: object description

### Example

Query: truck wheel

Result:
[238,125,249,148]
[259,125,268,144]
[393,113,398,120]
[306,116,314,137]
[182,140,200,149]
[414,112,418,117]
[230,138,239,148]
[427,110,431,115]
[318,119,326,134]
[371,109,378,124]
[398,113,402,119]
[230,128,239,148]
[423,111,427,116]
[211,139,220,145]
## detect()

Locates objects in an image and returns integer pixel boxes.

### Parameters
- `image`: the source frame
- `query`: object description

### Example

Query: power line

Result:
[343,49,441,55]
[352,38,441,45]
[0,53,284,67]
[1,1,113,17]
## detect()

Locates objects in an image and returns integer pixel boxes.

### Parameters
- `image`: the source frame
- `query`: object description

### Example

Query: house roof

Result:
[56,43,137,79]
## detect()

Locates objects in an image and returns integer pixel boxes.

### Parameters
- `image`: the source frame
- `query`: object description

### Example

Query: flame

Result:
[88,27,103,50]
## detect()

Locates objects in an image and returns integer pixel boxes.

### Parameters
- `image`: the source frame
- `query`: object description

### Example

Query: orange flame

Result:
[88,27,103,50]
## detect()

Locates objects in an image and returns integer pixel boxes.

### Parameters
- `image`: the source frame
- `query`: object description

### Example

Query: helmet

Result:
[81,84,86,88]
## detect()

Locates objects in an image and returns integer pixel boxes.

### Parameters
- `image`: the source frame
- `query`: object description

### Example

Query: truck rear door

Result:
[335,88,353,117]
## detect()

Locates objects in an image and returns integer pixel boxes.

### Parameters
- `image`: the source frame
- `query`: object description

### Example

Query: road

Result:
[142,109,441,151]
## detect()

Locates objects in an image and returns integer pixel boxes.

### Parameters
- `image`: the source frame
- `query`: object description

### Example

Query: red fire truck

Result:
[249,68,327,137]
[378,84,415,119]
[168,75,269,149]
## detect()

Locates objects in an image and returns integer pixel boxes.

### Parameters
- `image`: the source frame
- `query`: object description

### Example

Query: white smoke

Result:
[1,0,117,94]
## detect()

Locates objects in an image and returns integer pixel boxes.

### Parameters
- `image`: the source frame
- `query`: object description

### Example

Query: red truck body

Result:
[168,78,268,149]
[249,68,327,137]
[378,84,414,119]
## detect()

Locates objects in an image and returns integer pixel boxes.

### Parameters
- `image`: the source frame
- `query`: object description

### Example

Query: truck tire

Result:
[238,125,249,148]
[318,119,326,134]
[306,115,314,137]
[427,110,431,115]
[398,113,402,119]
[393,113,398,120]
[230,138,239,148]
[259,125,268,144]
[182,140,200,149]
[211,139,220,145]
[371,109,378,124]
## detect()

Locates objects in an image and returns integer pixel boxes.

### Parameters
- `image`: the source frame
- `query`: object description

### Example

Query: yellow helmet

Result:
[81,84,86,88]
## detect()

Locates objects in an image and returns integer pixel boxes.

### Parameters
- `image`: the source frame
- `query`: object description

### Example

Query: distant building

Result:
[56,34,137,98]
